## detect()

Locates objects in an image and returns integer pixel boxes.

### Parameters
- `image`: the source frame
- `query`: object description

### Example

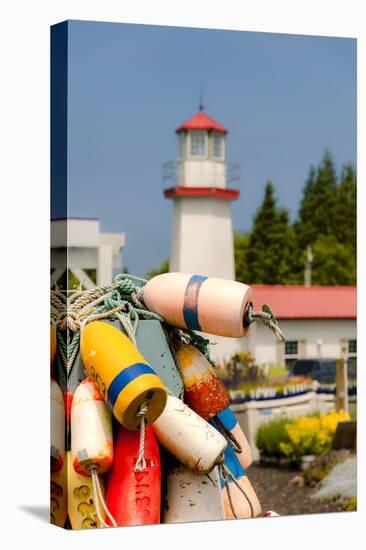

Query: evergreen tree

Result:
[246,182,294,284]
[295,151,338,250]
[294,152,356,285]
[333,164,356,250]
[311,235,356,285]
[234,231,251,283]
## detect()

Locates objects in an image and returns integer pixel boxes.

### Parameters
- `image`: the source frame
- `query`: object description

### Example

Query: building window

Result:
[348,339,357,354]
[212,133,223,159]
[284,340,298,371]
[190,131,206,156]
[285,340,298,356]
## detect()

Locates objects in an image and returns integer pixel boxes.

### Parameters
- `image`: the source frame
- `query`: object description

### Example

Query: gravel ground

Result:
[247,463,346,516]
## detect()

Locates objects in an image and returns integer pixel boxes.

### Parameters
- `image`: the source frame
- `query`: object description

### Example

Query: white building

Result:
[244,285,357,367]
[51,217,125,289]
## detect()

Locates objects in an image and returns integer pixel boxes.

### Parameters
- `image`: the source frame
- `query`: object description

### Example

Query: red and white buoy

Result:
[106,424,161,526]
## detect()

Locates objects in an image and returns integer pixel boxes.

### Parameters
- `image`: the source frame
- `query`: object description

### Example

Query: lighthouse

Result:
[164,108,239,280]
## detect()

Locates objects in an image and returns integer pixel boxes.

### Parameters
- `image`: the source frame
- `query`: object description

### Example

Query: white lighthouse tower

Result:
[164,108,239,280]
[164,108,241,362]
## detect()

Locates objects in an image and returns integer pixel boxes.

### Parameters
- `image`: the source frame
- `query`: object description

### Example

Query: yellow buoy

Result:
[67,452,105,529]
[80,321,167,430]
[50,454,67,528]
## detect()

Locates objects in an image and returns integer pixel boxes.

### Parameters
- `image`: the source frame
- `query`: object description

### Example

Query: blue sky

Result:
[65,20,356,277]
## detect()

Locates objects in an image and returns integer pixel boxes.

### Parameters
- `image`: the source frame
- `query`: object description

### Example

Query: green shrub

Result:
[255,417,291,457]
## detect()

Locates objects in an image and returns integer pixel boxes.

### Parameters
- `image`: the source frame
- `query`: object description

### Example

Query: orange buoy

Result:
[51,378,65,473]
[50,323,57,368]
[211,407,253,470]
[143,272,252,337]
[175,344,230,420]
[71,378,113,477]
[222,473,262,519]
[106,424,161,526]
[80,321,167,429]
[152,395,227,474]
[216,442,261,519]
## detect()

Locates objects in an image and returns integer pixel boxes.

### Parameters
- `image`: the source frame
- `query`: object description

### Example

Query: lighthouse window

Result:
[213,133,223,158]
[190,131,206,156]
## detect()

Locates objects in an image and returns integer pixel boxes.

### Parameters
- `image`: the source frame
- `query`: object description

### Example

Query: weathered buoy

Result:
[218,445,261,519]
[51,378,65,473]
[175,344,230,420]
[135,319,184,398]
[152,395,227,474]
[67,452,105,529]
[71,378,113,477]
[80,321,167,429]
[50,454,67,527]
[163,464,225,524]
[106,424,161,526]
[143,272,252,337]
[50,323,57,368]
[211,407,253,470]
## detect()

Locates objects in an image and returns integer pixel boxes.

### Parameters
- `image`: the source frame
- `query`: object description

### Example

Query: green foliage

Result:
[255,417,292,457]
[266,363,288,379]
[255,411,350,461]
[245,182,297,284]
[234,232,251,283]
[344,496,357,512]
[148,151,356,287]
[311,235,356,285]
[295,151,338,250]
[234,151,356,285]
[146,259,169,280]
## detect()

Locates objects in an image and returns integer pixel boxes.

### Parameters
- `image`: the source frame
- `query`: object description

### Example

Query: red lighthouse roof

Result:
[176,111,228,134]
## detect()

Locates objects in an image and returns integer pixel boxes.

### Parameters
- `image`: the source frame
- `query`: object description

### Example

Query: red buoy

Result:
[105,425,161,526]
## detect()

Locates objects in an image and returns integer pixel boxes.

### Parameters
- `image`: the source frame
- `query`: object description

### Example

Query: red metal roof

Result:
[251,285,356,320]
[164,186,239,200]
[176,111,228,134]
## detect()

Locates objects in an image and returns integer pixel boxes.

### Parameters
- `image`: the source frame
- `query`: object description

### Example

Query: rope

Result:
[220,463,237,519]
[246,304,285,342]
[220,462,255,518]
[90,468,109,528]
[214,416,242,454]
[89,467,117,528]
[134,401,148,471]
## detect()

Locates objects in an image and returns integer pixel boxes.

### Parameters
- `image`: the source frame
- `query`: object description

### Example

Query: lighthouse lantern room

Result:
[164,109,239,280]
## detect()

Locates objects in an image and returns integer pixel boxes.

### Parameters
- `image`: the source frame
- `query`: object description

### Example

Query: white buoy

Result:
[143,272,252,337]
[163,465,225,524]
[152,395,227,474]
[71,378,113,477]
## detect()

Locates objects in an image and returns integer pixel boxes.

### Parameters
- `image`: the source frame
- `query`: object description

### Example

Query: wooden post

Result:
[336,345,349,413]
